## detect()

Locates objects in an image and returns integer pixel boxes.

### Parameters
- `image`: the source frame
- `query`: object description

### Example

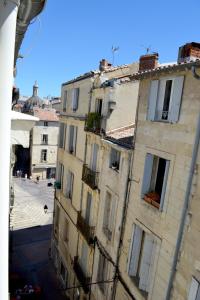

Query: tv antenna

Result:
[141,44,152,54]
[111,45,119,65]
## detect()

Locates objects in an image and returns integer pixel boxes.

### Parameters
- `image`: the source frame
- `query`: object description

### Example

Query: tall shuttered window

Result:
[147,76,184,123]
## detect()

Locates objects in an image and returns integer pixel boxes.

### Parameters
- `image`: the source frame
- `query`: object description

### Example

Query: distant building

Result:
[13,82,59,179]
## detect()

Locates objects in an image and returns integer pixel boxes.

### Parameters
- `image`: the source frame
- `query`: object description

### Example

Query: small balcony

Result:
[85,112,102,135]
[77,212,95,245]
[82,164,99,190]
[73,256,90,294]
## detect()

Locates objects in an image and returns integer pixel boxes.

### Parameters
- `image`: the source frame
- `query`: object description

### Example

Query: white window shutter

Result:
[141,154,154,198]
[91,144,99,172]
[85,193,92,224]
[160,160,170,211]
[147,80,159,121]
[128,225,143,277]
[168,76,184,123]
[188,277,199,300]
[139,234,155,292]
[73,126,77,154]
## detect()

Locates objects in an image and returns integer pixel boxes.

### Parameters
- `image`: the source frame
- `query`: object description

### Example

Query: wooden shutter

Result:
[103,192,111,229]
[59,123,64,147]
[168,76,184,123]
[139,234,155,292]
[70,172,74,199]
[63,90,67,111]
[147,80,159,121]
[63,125,67,150]
[80,242,88,275]
[108,197,115,233]
[128,225,143,277]
[85,192,92,224]
[188,277,199,300]
[72,88,79,111]
[160,160,170,210]
[91,144,99,171]
[141,153,154,198]
[68,126,74,152]
[73,126,77,154]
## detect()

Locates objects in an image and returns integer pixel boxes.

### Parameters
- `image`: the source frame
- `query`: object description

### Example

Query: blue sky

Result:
[16,0,200,98]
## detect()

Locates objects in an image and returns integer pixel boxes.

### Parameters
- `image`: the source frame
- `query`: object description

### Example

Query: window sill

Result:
[109,166,119,173]
[143,193,160,210]
[130,276,148,299]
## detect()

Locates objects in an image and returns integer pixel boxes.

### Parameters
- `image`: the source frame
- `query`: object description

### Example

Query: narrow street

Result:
[10,178,66,300]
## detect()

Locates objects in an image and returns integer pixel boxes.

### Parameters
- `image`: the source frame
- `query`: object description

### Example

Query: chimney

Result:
[178,42,200,63]
[139,53,159,72]
[99,59,112,71]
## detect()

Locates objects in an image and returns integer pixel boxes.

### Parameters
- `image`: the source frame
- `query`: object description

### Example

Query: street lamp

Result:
[43,204,48,214]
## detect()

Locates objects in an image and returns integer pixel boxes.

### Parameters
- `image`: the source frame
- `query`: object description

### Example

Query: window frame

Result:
[109,148,121,171]
[41,134,48,145]
[41,149,47,162]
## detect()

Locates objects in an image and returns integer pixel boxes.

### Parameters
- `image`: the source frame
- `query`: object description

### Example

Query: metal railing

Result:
[82,164,99,189]
[77,212,95,245]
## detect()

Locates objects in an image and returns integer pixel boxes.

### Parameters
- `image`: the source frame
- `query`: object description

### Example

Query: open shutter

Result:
[147,80,159,121]
[141,154,154,198]
[80,242,88,275]
[103,192,111,229]
[73,126,77,154]
[63,125,67,150]
[91,144,99,172]
[72,88,79,111]
[85,192,92,224]
[160,160,170,211]
[108,197,116,238]
[188,277,199,300]
[128,225,143,277]
[70,172,74,199]
[63,90,67,111]
[66,171,70,197]
[139,234,155,292]
[168,76,184,123]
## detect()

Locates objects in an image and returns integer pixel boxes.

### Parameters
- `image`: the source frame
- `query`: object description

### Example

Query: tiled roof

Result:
[105,124,135,149]
[33,108,59,121]
[131,59,200,79]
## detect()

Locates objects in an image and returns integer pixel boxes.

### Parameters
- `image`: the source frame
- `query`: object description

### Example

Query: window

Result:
[41,134,48,145]
[44,121,48,126]
[65,170,74,200]
[147,76,184,123]
[188,277,200,300]
[63,90,67,112]
[41,149,47,162]
[71,88,79,111]
[54,205,60,237]
[97,252,108,293]
[68,125,77,154]
[109,148,120,171]
[95,98,102,115]
[103,192,116,240]
[90,143,99,172]
[80,241,88,275]
[128,225,156,294]
[59,123,66,148]
[141,154,170,210]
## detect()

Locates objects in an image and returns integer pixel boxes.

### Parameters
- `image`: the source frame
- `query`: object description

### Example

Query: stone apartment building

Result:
[52,42,200,300]
[51,59,139,299]
[115,43,200,300]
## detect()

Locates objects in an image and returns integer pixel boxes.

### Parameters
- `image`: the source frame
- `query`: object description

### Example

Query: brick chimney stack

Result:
[178,42,200,63]
[139,53,159,72]
[99,59,112,71]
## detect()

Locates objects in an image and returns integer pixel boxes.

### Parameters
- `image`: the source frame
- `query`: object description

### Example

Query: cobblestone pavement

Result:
[10,178,55,230]
[10,178,67,299]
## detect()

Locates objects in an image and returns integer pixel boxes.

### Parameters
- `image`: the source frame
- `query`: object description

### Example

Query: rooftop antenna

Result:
[111,45,119,65]
[141,44,152,54]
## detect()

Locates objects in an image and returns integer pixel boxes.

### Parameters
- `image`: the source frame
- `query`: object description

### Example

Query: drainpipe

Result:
[165,112,200,300]
[0,1,20,299]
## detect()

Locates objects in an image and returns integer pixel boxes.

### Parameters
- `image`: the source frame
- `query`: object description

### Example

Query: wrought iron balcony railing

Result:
[77,212,95,245]
[82,164,99,190]
[73,256,90,294]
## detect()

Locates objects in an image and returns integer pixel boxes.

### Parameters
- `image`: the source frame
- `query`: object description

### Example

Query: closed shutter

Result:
[160,160,170,210]
[63,125,67,150]
[59,123,64,147]
[73,126,77,154]
[141,153,154,198]
[103,192,111,230]
[63,91,67,111]
[168,76,184,123]
[91,144,99,172]
[61,164,64,190]
[139,234,155,292]
[188,277,199,300]
[108,197,115,234]
[128,225,143,277]
[147,80,159,121]
[70,172,74,199]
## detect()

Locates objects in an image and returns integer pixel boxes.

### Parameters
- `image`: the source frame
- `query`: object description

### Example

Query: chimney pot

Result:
[139,53,159,72]
[178,42,200,63]
[99,59,112,71]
